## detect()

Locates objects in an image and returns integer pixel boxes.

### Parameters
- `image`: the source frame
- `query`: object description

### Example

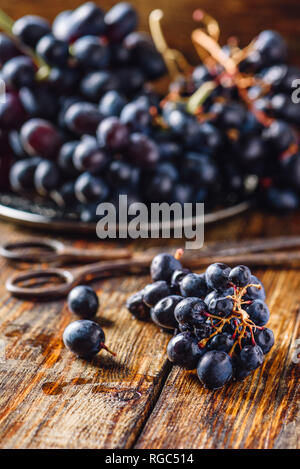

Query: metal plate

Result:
[0,192,251,235]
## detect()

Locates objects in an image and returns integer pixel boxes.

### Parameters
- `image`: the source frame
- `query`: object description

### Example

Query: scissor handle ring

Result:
[6,268,75,299]
[0,239,64,262]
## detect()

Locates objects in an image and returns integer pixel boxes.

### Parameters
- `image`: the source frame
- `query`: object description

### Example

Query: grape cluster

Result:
[126,252,274,390]
[1,3,299,215]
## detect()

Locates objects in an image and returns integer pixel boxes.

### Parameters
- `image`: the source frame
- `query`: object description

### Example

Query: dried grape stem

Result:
[198,282,263,354]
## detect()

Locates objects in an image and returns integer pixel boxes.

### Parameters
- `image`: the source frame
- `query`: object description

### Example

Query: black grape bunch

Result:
[127,250,274,390]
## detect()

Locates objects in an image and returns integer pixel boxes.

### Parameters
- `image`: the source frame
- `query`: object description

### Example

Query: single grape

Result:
[97,116,130,150]
[73,137,108,173]
[99,90,127,117]
[0,33,20,65]
[68,285,99,319]
[2,56,36,89]
[254,327,274,354]
[20,118,62,159]
[80,71,120,101]
[126,290,149,320]
[75,172,109,203]
[246,300,270,326]
[34,160,61,196]
[9,157,41,192]
[65,102,103,135]
[229,265,252,287]
[150,253,182,282]
[63,320,106,358]
[174,296,208,329]
[179,273,209,298]
[0,91,26,129]
[150,295,183,329]
[167,331,204,369]
[205,263,231,291]
[143,281,171,307]
[197,351,233,389]
[57,140,80,176]
[127,133,160,168]
[104,2,138,42]
[36,34,69,67]
[239,344,264,371]
[208,332,234,353]
[12,15,51,48]
[72,35,110,69]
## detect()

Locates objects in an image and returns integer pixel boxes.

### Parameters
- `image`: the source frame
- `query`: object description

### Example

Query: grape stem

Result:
[0,8,14,33]
[149,9,192,80]
[198,282,263,356]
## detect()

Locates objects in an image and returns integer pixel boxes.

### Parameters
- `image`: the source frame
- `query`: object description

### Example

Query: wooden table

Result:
[0,210,299,449]
[0,0,299,450]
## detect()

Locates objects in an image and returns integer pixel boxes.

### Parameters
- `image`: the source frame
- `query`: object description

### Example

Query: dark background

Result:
[2,0,300,65]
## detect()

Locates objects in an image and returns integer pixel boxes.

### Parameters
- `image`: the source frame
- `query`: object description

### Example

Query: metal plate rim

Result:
[0,197,251,234]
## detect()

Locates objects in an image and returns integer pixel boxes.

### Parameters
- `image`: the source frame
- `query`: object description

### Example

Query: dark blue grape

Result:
[9,157,41,192]
[104,2,138,42]
[229,265,251,287]
[65,102,102,135]
[19,84,59,120]
[127,133,159,168]
[68,285,99,318]
[63,320,105,358]
[143,281,171,307]
[99,90,127,117]
[80,71,119,101]
[167,331,204,369]
[0,33,20,65]
[75,172,109,203]
[208,295,234,317]
[150,253,182,282]
[150,295,183,329]
[36,34,69,67]
[12,15,51,48]
[209,332,234,353]
[254,327,274,353]
[239,344,264,371]
[246,300,270,326]
[180,273,209,298]
[57,140,80,176]
[73,137,108,173]
[2,56,36,89]
[34,160,61,195]
[72,35,110,69]
[126,290,149,320]
[174,297,208,329]
[97,116,130,150]
[205,263,230,291]
[197,351,233,389]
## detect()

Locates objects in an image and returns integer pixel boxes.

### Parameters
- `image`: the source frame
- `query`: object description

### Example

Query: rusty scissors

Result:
[2,236,300,300]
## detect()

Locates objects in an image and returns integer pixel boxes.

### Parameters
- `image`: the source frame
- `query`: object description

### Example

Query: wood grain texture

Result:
[2,0,300,66]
